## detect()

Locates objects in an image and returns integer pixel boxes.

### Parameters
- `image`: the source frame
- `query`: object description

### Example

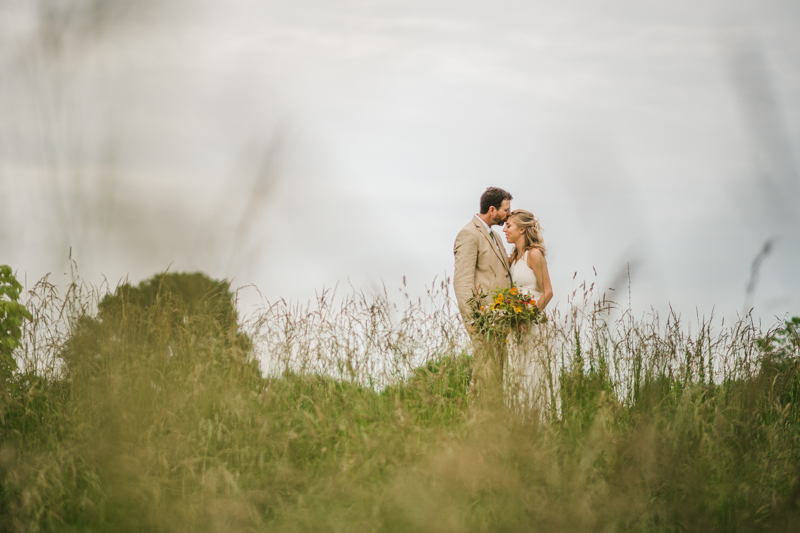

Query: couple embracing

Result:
[453,187,554,410]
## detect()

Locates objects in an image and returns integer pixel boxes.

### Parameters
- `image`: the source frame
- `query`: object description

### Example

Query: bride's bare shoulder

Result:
[526,248,545,267]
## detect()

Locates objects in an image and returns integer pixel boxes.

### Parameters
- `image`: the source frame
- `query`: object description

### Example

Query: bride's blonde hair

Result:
[508,209,546,264]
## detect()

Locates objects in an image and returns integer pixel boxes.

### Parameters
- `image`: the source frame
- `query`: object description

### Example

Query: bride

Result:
[502,209,555,414]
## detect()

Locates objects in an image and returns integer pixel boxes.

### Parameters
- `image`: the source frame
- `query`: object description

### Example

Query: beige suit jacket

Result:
[453,216,512,322]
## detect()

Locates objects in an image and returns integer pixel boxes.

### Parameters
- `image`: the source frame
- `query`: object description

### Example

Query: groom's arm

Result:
[453,228,478,323]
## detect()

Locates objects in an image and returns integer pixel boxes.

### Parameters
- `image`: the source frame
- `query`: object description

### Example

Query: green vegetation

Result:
[0,266,32,385]
[1,268,799,532]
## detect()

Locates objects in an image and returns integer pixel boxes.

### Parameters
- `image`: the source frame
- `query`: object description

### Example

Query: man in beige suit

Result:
[453,187,514,326]
[453,187,514,402]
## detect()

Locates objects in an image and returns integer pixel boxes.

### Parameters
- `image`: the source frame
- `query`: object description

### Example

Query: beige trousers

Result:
[469,334,508,408]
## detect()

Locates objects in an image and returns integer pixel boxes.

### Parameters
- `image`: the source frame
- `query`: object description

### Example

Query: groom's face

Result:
[489,199,512,226]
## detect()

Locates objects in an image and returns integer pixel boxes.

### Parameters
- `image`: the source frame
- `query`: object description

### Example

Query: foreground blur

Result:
[1,269,799,532]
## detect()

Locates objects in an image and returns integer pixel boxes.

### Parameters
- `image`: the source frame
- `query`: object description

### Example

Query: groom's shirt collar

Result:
[475,214,491,234]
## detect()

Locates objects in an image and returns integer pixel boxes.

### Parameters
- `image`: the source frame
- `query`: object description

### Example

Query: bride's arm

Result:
[527,249,553,309]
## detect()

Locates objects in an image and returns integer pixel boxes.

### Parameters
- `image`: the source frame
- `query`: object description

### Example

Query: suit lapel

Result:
[472,217,511,277]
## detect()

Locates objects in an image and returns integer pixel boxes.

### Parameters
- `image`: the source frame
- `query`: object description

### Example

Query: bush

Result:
[0,265,32,382]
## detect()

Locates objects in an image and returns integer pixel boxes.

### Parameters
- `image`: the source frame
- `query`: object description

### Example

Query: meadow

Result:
[1,267,799,532]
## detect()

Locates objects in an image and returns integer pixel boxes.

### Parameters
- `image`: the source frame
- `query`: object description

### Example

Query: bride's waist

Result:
[518,288,542,298]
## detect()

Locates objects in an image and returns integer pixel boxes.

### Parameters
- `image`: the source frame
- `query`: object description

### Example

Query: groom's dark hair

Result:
[479,187,513,214]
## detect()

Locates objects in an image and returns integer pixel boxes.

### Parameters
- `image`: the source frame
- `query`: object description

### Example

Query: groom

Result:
[454,187,513,402]
[453,187,513,329]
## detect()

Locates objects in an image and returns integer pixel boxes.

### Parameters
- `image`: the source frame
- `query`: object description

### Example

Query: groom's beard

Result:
[492,214,507,226]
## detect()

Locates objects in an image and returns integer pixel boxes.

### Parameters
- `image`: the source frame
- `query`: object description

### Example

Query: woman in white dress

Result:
[502,210,555,415]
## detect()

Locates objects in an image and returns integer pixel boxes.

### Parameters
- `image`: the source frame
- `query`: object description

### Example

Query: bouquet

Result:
[467,284,547,340]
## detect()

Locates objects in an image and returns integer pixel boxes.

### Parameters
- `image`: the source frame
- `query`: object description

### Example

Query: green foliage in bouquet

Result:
[467,284,547,340]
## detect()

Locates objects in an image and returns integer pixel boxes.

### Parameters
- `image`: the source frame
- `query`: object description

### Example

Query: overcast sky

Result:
[1,0,798,324]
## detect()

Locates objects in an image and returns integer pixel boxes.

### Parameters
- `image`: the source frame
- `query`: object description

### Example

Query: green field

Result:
[1,269,799,532]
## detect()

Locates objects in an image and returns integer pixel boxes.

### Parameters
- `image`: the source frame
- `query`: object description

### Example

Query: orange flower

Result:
[510,287,518,295]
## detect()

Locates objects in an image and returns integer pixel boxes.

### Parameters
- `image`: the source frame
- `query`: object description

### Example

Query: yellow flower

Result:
[495,294,504,303]
[514,306,522,313]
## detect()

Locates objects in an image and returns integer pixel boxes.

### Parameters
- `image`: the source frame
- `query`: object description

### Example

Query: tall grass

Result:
[1,272,798,532]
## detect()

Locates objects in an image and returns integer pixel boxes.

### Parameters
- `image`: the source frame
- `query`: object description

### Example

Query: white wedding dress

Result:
[506,250,556,415]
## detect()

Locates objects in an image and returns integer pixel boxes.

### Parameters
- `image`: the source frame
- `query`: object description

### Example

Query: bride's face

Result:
[503,219,523,243]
